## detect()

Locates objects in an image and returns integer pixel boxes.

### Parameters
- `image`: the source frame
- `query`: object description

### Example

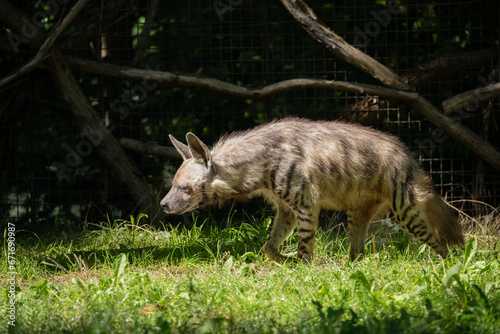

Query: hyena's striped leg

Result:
[295,206,320,262]
[263,207,297,263]
[348,198,386,261]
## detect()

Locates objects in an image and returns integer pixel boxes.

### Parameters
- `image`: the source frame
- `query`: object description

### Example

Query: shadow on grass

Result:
[33,225,267,273]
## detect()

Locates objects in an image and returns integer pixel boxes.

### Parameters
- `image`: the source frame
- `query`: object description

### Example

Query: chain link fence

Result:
[1,0,499,227]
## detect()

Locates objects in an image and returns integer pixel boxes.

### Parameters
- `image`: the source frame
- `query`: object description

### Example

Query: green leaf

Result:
[473,284,489,307]
[485,280,494,296]
[222,256,233,277]
[350,270,373,292]
[442,264,462,287]
[241,252,259,263]
[113,253,128,280]
[464,237,477,269]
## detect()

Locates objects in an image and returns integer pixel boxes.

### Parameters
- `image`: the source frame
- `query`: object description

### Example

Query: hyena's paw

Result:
[263,242,284,263]
[349,250,365,262]
[297,252,313,263]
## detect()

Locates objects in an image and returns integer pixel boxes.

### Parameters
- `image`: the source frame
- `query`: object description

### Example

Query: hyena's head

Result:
[160,133,215,215]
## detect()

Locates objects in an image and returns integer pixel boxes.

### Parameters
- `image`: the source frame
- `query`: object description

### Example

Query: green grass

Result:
[2,211,500,333]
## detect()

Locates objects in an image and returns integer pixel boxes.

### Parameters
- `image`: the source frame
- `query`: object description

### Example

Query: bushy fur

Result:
[161,118,465,262]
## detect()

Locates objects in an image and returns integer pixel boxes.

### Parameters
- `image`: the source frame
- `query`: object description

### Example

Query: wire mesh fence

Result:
[1,0,499,227]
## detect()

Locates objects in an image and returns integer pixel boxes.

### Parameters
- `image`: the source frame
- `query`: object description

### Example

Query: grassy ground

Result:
[2,210,500,333]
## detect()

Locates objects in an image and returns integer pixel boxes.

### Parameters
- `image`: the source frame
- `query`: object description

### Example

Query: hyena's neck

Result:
[210,144,273,200]
[211,159,268,198]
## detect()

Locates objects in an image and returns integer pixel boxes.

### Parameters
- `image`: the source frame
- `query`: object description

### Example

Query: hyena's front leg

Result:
[295,206,320,262]
[263,207,297,263]
[347,198,386,261]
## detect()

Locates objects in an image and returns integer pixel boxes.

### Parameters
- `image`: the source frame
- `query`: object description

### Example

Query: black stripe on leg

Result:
[282,160,298,200]
[300,235,314,245]
[392,169,399,212]
[270,158,282,191]
[422,234,433,244]
[297,228,313,234]
[400,205,412,222]
[405,214,418,234]
[401,166,414,210]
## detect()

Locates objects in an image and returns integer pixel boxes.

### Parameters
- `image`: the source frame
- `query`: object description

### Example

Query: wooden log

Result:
[47,48,157,212]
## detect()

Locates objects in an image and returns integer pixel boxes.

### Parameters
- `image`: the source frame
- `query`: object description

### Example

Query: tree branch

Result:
[47,48,158,213]
[405,97,500,172]
[279,0,500,172]
[0,0,46,49]
[119,138,180,160]
[65,55,500,171]
[279,0,410,90]
[0,0,90,89]
[65,55,417,100]
[442,82,500,115]
[405,48,499,89]
[0,1,158,214]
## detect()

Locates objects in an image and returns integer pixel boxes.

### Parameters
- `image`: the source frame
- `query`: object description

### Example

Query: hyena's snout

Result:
[159,196,171,212]
[159,192,185,215]
[160,189,198,215]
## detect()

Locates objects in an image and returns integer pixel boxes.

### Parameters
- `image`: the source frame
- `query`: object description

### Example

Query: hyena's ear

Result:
[186,132,213,169]
[169,134,191,160]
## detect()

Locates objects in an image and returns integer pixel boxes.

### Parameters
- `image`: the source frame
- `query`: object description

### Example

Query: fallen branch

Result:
[442,82,500,115]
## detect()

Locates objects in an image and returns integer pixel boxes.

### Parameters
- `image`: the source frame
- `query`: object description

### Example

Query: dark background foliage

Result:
[1,0,499,229]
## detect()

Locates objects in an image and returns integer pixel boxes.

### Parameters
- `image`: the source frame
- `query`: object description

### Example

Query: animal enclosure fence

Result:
[1,0,499,227]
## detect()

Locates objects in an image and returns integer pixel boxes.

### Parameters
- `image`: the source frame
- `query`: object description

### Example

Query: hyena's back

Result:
[164,118,465,262]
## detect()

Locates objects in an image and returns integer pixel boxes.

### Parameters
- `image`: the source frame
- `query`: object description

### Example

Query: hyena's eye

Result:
[178,185,192,194]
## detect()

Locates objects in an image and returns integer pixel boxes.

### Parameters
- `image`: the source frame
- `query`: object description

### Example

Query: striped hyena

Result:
[160,118,464,262]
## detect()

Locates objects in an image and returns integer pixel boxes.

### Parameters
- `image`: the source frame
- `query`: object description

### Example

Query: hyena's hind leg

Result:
[263,206,297,263]
[347,197,388,261]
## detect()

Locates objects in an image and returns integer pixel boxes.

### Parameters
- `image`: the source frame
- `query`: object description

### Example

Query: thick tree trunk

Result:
[0,0,158,216]
[47,48,157,213]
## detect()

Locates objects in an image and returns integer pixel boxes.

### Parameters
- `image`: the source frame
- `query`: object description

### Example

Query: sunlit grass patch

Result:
[2,210,499,333]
